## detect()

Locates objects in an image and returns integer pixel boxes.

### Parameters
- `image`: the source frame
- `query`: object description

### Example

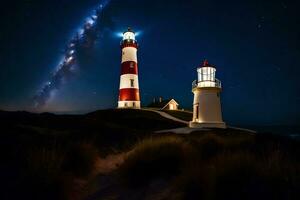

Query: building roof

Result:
[147,98,179,109]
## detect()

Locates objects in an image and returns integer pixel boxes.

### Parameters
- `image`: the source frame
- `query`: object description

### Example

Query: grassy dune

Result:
[0,110,299,200]
[117,133,300,200]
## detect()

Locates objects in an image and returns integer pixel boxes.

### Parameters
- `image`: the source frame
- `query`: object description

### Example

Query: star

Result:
[257,24,262,29]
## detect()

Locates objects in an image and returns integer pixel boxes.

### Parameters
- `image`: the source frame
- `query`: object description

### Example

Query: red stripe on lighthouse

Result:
[121,61,138,75]
[121,43,138,49]
[119,88,140,101]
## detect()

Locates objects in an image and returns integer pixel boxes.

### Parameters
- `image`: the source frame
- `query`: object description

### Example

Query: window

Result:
[130,79,134,87]
[130,62,134,68]
[199,67,216,82]
[124,103,128,107]
[133,102,135,107]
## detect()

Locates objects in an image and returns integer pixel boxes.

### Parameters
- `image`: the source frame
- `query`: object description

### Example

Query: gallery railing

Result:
[192,79,222,89]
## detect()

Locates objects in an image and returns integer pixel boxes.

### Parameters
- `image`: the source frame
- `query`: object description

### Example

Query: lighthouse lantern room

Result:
[118,28,141,109]
[189,60,226,128]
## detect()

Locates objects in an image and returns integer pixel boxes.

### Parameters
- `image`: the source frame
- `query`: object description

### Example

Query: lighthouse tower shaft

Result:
[118,28,141,109]
[189,61,226,128]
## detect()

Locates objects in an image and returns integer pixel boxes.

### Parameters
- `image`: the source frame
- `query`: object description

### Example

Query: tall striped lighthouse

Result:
[118,28,141,109]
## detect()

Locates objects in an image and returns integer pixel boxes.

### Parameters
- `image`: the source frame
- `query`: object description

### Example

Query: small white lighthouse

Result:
[189,60,226,128]
[118,28,141,109]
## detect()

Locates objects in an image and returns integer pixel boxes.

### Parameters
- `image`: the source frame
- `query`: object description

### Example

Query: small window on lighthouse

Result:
[130,79,134,87]
[130,62,134,68]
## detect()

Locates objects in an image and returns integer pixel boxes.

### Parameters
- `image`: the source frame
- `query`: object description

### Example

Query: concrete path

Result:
[226,126,257,134]
[142,109,256,134]
[142,108,189,125]
[156,127,209,134]
[156,126,257,134]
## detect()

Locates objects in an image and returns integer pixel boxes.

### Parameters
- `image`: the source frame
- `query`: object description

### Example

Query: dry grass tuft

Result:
[119,136,193,187]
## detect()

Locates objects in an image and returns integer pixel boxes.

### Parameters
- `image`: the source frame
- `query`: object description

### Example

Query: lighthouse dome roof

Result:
[123,27,135,34]
[200,59,216,68]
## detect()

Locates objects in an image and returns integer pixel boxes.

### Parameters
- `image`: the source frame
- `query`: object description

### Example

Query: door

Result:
[195,104,199,120]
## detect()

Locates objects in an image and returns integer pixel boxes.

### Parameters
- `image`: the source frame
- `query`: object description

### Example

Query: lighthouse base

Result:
[118,101,141,109]
[189,121,226,129]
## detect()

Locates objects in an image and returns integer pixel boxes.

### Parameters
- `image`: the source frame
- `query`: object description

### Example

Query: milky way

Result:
[33,1,111,109]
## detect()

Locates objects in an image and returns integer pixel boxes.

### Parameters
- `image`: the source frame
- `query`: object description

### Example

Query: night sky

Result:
[1,0,300,125]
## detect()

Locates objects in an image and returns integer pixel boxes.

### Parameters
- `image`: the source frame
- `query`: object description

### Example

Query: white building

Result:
[189,60,226,128]
[148,97,179,110]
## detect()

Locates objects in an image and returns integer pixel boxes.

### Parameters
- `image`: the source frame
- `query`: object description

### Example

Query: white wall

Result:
[192,88,224,123]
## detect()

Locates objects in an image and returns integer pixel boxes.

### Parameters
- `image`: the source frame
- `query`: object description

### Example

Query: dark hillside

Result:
[0,109,184,200]
[1,110,299,200]
[163,110,192,121]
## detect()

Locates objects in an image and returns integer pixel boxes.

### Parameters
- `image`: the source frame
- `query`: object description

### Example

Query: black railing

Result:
[192,79,222,89]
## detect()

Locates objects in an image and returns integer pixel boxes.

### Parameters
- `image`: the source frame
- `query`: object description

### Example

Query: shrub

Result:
[169,150,299,200]
[24,142,67,200]
[189,132,255,160]
[119,136,192,187]
[22,142,99,200]
[62,143,99,178]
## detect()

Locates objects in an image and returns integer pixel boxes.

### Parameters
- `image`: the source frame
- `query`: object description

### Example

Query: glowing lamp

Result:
[123,28,136,41]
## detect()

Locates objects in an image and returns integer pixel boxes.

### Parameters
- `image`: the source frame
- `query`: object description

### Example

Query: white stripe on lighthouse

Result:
[119,74,139,89]
[121,47,137,63]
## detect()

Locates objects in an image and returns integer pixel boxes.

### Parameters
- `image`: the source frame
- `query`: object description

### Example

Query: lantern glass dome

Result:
[192,60,222,89]
[197,67,216,82]
[123,31,135,41]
